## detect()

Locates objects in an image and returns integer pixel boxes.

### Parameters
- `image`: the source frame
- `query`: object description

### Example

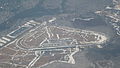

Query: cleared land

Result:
[0,19,107,68]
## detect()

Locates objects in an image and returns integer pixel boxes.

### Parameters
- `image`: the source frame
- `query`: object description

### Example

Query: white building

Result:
[2,37,11,42]
[0,39,7,44]
[0,43,4,47]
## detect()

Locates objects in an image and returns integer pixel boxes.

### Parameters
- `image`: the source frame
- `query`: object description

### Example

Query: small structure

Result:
[2,37,11,42]
[0,38,7,44]
[0,43,4,47]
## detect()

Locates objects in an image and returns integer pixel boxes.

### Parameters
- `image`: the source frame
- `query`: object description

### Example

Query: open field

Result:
[0,19,108,68]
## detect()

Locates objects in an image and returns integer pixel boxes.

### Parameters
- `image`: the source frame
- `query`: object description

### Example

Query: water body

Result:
[0,3,61,31]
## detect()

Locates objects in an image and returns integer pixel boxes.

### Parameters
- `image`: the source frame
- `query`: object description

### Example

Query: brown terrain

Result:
[0,21,107,68]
